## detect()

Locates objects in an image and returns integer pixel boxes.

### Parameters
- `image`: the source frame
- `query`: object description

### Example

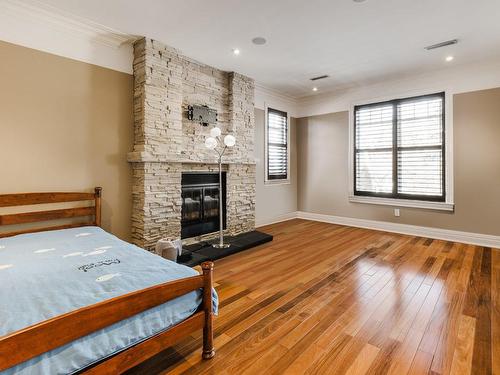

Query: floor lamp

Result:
[204,127,236,249]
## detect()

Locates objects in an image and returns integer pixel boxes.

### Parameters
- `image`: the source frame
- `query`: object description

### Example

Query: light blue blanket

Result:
[0,226,218,375]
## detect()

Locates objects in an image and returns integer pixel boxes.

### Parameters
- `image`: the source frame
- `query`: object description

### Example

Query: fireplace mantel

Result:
[127,151,256,165]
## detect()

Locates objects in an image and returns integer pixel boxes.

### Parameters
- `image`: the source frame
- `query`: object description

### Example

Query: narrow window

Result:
[266,108,289,181]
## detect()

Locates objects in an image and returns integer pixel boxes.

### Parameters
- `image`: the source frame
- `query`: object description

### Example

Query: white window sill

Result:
[349,195,454,212]
[265,179,291,186]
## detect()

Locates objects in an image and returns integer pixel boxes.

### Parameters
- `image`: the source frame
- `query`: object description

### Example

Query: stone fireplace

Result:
[128,38,256,250]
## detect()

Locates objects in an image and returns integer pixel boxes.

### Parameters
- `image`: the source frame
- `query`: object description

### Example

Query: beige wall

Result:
[2,38,498,239]
[297,87,500,236]
[0,41,133,240]
[255,108,298,225]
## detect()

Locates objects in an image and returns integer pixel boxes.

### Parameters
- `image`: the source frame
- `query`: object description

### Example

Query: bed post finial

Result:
[201,261,214,272]
[201,261,215,359]
[94,187,102,227]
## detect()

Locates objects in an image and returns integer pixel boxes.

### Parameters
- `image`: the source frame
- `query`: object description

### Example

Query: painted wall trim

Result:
[296,58,500,118]
[255,83,299,117]
[257,211,500,248]
[348,195,455,212]
[2,0,499,111]
[255,212,298,228]
[297,211,500,248]
[0,0,135,74]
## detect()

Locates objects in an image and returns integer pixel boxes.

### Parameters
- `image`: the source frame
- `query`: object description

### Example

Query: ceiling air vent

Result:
[424,39,458,50]
[310,75,329,81]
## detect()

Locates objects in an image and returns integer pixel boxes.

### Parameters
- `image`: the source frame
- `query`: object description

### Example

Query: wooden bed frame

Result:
[0,187,215,374]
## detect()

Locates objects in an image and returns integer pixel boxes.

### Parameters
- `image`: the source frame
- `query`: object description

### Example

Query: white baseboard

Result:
[255,212,298,228]
[297,211,500,248]
[259,210,500,248]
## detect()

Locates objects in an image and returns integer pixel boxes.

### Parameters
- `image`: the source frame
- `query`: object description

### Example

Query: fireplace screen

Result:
[181,172,226,239]
[182,189,202,222]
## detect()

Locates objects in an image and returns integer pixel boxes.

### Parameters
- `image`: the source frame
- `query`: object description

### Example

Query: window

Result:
[354,92,445,202]
[266,107,289,181]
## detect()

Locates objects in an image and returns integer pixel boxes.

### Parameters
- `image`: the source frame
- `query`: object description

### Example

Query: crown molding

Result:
[254,82,299,103]
[0,0,135,73]
[257,57,500,118]
[254,82,300,117]
[3,0,135,48]
[295,58,500,118]
[2,1,499,108]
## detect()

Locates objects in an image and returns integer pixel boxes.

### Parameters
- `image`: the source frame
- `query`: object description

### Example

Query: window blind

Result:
[354,92,445,201]
[267,108,288,180]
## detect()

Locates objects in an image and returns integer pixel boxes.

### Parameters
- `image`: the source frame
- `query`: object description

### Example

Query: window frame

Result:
[349,90,454,211]
[265,106,290,184]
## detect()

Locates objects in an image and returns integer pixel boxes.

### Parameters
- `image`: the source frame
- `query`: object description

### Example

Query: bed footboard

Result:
[0,261,216,374]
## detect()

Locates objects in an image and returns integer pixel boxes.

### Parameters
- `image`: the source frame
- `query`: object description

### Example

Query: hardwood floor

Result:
[127,219,499,375]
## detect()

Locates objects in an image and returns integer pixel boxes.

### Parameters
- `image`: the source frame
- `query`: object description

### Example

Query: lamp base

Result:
[212,243,231,249]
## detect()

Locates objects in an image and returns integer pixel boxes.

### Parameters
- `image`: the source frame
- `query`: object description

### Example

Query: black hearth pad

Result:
[178,230,273,267]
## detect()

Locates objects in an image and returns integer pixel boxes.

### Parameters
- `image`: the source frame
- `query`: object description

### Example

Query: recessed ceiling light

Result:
[252,37,267,45]
[232,48,240,55]
[312,87,318,92]
[353,0,366,3]
[445,55,454,62]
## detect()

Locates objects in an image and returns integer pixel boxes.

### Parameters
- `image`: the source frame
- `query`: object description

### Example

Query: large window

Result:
[266,107,289,181]
[354,92,445,202]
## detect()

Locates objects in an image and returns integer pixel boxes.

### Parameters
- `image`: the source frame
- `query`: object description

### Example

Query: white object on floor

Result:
[155,238,182,262]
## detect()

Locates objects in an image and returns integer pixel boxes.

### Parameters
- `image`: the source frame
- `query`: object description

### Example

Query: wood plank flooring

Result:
[127,219,499,375]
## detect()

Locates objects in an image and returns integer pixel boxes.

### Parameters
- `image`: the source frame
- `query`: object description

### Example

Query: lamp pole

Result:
[205,128,235,249]
[213,146,229,248]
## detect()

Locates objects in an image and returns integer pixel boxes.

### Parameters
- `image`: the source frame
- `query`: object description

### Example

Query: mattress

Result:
[0,226,218,375]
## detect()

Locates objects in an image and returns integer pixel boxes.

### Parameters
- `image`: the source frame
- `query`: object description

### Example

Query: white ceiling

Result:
[31,0,500,98]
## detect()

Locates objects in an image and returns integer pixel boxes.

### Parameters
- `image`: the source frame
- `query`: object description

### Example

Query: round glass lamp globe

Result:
[204,137,217,149]
[224,134,236,147]
[210,127,222,138]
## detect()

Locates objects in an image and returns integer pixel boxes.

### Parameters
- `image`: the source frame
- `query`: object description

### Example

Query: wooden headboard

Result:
[0,187,102,238]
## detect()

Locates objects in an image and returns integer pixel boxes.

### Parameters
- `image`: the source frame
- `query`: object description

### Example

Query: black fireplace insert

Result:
[181,172,227,239]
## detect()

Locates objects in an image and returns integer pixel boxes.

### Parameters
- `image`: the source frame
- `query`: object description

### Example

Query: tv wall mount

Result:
[187,105,218,126]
